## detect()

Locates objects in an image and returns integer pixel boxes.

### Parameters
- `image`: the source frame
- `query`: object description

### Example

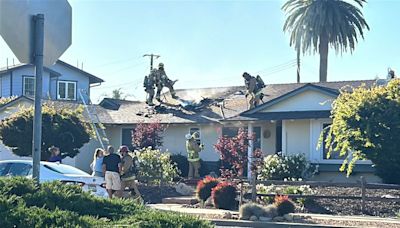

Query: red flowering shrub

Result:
[196,176,220,202]
[132,121,165,150]
[214,128,254,178]
[211,182,238,210]
[274,195,295,215]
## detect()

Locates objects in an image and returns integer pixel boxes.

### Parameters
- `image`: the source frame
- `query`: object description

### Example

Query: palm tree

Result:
[282,0,369,82]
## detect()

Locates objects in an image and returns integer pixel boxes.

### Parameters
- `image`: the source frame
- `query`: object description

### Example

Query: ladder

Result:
[78,89,109,150]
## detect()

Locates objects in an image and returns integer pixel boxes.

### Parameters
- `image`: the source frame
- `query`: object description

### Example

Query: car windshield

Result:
[44,163,89,176]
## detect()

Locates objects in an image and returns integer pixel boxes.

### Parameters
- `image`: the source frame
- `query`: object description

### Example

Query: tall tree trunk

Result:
[297,48,301,83]
[319,34,329,82]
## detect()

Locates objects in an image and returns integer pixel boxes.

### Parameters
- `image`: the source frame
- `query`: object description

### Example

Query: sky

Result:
[1,0,400,103]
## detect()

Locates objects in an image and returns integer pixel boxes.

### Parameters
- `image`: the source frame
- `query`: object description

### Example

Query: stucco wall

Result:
[104,123,222,161]
[262,90,334,112]
[283,119,310,158]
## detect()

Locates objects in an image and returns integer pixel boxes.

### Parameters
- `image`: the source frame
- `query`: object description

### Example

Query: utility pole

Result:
[143,53,160,71]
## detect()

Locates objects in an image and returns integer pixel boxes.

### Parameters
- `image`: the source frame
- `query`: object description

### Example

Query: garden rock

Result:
[259,216,272,222]
[250,215,258,221]
[283,214,293,222]
[272,216,285,222]
[223,212,232,219]
[205,196,213,207]
[175,183,194,196]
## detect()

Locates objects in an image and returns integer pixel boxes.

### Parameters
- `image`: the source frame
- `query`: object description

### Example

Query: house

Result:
[0,61,104,167]
[0,60,103,102]
[93,79,380,182]
[0,71,382,182]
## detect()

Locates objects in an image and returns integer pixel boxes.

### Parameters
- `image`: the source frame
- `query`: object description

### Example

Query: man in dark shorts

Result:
[102,146,122,198]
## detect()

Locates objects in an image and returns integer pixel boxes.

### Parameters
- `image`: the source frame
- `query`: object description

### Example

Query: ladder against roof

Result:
[78,89,109,150]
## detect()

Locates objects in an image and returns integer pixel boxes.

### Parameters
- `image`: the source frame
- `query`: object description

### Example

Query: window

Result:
[322,123,345,160]
[7,163,32,176]
[122,128,135,151]
[58,81,76,100]
[189,127,201,144]
[221,126,261,149]
[23,76,35,97]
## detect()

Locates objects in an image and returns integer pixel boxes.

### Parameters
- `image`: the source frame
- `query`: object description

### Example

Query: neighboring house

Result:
[0,60,103,103]
[0,61,104,169]
[94,79,381,182]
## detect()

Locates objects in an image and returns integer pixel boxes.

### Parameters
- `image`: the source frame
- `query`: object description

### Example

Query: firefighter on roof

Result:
[143,68,157,106]
[243,72,265,109]
[155,63,178,102]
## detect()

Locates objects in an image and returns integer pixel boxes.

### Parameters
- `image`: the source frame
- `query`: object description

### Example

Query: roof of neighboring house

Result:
[0,60,104,84]
[57,60,104,84]
[0,64,61,77]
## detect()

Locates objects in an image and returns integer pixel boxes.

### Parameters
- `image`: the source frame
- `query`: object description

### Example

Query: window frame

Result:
[310,119,371,165]
[57,80,77,101]
[22,75,35,97]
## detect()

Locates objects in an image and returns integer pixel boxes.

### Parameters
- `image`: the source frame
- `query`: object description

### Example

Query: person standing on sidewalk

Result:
[102,146,122,198]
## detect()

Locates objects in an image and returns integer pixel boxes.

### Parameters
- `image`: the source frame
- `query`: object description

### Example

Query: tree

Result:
[0,104,94,160]
[132,122,164,150]
[321,79,400,184]
[282,0,369,82]
[214,128,257,178]
[111,88,126,100]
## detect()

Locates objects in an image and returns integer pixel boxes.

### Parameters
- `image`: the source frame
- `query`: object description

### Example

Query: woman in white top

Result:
[90,148,105,177]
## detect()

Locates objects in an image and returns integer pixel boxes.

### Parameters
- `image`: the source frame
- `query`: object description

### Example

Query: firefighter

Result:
[119,146,142,200]
[185,132,203,179]
[243,72,265,109]
[155,63,178,102]
[144,69,157,106]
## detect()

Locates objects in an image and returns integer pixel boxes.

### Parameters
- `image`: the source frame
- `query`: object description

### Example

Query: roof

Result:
[0,60,104,84]
[0,64,61,77]
[96,79,376,124]
[0,79,377,125]
[57,60,104,84]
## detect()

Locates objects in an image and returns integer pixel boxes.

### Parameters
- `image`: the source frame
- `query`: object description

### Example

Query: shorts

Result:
[105,171,122,191]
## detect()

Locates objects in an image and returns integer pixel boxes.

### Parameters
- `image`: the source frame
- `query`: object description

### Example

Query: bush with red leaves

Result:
[196,176,220,202]
[132,121,164,150]
[274,195,295,215]
[211,181,238,210]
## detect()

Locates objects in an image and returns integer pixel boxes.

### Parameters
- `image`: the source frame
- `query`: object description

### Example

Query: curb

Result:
[209,219,353,228]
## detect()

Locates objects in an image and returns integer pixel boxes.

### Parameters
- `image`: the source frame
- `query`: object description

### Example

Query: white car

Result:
[0,160,107,197]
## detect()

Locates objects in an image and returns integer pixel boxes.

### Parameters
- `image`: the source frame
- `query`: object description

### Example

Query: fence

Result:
[238,176,400,213]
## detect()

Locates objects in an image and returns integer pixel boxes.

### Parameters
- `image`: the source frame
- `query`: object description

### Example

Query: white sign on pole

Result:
[0,0,72,67]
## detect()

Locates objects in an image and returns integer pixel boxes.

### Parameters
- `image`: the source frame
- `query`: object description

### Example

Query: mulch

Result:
[138,184,182,204]
[299,186,400,217]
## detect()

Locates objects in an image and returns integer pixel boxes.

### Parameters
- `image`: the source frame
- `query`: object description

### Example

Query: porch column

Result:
[247,122,254,179]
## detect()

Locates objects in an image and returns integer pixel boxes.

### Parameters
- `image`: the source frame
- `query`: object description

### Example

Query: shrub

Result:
[171,154,189,177]
[196,176,220,202]
[0,195,103,228]
[132,121,164,149]
[239,202,278,220]
[116,209,213,228]
[274,195,295,216]
[259,153,311,180]
[0,178,141,220]
[135,148,180,184]
[322,79,400,184]
[212,181,238,210]
[257,184,313,205]
[1,177,212,227]
[214,128,253,178]
[0,104,93,160]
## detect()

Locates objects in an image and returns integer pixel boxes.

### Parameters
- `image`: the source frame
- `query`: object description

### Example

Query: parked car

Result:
[0,160,107,197]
